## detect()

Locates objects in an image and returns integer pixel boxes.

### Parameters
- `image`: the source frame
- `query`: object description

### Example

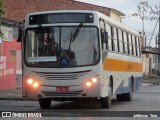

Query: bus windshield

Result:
[25,26,100,67]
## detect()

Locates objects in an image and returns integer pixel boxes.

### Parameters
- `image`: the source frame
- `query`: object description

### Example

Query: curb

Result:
[143,81,160,85]
[0,97,36,101]
[0,97,24,101]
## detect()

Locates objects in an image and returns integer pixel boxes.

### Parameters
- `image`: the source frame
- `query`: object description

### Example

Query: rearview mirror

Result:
[105,31,108,42]
[17,28,23,42]
[104,31,108,49]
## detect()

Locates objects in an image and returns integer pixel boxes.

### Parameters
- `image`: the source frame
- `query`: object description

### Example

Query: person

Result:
[60,50,77,66]
[68,50,77,66]
[48,37,58,56]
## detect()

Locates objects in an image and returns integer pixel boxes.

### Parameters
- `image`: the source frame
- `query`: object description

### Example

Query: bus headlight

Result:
[33,82,39,88]
[86,81,92,87]
[27,79,33,85]
[91,77,97,83]
[85,75,100,87]
[27,78,39,88]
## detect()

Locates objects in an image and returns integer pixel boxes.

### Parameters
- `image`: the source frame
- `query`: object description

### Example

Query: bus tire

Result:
[39,98,52,109]
[116,94,125,101]
[124,81,133,101]
[100,86,112,108]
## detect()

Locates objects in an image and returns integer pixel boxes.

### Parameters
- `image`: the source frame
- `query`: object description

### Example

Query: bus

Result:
[18,10,142,108]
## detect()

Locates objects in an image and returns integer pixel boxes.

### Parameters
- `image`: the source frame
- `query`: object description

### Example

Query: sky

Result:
[75,0,160,47]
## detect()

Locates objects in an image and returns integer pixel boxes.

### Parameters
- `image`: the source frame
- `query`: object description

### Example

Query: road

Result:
[0,85,160,119]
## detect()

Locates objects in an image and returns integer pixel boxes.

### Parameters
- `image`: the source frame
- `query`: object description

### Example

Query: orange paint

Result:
[103,58,142,72]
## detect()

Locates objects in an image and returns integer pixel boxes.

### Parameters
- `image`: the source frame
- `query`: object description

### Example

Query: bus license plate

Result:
[56,86,69,92]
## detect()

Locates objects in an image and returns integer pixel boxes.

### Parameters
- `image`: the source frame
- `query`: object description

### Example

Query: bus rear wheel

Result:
[124,85,133,101]
[39,98,52,109]
[116,94,125,101]
[124,80,133,101]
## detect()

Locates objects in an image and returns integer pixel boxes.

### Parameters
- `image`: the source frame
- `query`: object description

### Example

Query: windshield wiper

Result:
[69,22,83,50]
[70,22,83,42]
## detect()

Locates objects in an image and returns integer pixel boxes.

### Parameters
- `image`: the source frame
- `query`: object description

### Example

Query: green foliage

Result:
[0,0,4,38]
[0,0,4,15]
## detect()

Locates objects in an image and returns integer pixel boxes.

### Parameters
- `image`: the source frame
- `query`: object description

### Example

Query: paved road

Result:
[0,85,160,118]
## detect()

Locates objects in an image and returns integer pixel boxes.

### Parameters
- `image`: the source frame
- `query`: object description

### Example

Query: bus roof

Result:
[26,10,139,36]
[95,11,139,36]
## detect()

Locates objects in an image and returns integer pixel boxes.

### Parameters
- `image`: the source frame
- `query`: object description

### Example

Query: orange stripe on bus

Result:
[103,58,142,72]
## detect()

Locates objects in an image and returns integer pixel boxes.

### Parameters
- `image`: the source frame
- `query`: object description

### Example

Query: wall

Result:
[142,54,149,76]
[0,28,21,90]
[142,53,158,76]
[110,12,121,22]
[151,54,158,74]
[3,0,110,22]
[110,10,123,22]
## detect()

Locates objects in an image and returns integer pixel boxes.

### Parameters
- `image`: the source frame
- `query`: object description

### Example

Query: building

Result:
[3,0,125,22]
[0,0,125,90]
[142,47,159,76]
[0,26,21,90]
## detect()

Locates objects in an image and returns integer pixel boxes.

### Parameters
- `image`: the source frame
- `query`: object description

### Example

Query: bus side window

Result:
[123,31,128,54]
[132,35,136,56]
[135,36,138,56]
[113,27,118,52]
[118,29,123,53]
[116,28,120,52]
[126,33,130,55]
[110,26,115,51]
[106,24,112,51]
[100,19,107,50]
[128,34,132,55]
[128,34,133,55]
[138,37,141,57]
[137,37,141,57]
[130,34,134,56]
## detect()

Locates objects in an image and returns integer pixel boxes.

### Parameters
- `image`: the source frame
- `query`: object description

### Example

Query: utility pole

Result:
[158,2,160,76]
[142,11,145,46]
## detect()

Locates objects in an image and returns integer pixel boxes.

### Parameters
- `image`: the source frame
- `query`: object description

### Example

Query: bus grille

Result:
[41,91,83,96]
[34,70,91,80]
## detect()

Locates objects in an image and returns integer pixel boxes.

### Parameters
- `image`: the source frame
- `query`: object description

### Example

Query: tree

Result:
[131,1,159,21]
[130,1,159,36]
[0,0,4,38]
[130,0,159,48]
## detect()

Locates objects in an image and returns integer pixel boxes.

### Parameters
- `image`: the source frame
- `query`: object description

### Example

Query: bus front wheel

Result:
[100,96,111,108]
[39,98,52,109]
[100,86,112,108]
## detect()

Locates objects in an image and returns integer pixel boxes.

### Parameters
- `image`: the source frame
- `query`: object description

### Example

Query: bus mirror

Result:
[17,28,23,42]
[104,32,108,49]
[105,31,108,42]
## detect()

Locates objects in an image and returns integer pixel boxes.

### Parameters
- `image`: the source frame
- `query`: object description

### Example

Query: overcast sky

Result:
[75,0,159,47]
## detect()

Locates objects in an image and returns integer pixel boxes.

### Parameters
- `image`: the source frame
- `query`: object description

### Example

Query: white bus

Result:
[18,10,142,108]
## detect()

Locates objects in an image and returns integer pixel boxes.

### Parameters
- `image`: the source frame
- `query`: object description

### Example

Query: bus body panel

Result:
[22,64,107,100]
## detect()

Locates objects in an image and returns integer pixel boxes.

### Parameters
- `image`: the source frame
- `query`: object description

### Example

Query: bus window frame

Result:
[24,25,101,68]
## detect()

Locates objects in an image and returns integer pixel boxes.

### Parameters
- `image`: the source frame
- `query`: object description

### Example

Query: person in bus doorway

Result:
[68,50,77,66]
[48,33,58,57]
